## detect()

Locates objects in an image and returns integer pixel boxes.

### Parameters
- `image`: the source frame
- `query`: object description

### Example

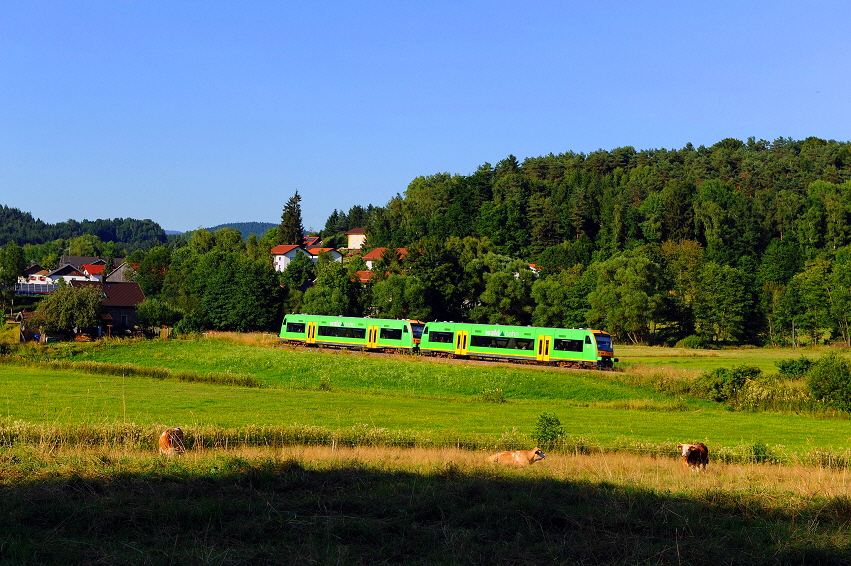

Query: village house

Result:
[361,247,408,270]
[69,280,146,337]
[346,228,366,250]
[270,244,343,272]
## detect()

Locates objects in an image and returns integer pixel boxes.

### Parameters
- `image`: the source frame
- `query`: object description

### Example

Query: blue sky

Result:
[2,1,849,232]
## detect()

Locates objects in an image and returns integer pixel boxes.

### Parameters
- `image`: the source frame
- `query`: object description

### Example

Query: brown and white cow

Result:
[677,442,708,471]
[158,427,186,456]
[488,447,546,466]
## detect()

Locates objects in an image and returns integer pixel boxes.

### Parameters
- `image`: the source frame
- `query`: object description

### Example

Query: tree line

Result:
[7,137,851,346]
[315,136,851,347]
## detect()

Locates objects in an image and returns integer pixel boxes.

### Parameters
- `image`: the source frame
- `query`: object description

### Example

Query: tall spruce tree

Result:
[280,191,305,245]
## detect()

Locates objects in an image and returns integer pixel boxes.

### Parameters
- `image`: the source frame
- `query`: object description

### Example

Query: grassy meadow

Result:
[2,332,851,564]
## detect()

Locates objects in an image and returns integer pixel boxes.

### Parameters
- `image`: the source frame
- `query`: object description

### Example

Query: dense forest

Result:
[6,136,851,346]
[0,206,166,256]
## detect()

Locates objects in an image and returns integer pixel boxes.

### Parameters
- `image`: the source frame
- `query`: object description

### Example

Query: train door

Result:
[536,335,552,362]
[367,325,379,349]
[454,330,469,355]
[306,322,317,344]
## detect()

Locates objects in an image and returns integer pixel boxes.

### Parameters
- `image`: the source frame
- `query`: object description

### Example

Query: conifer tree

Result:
[280,191,305,245]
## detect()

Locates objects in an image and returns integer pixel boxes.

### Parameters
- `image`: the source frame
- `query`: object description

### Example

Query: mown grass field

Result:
[2,334,851,564]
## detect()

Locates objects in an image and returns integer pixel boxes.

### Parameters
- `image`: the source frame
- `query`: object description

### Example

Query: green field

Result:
[3,338,851,457]
[616,343,830,373]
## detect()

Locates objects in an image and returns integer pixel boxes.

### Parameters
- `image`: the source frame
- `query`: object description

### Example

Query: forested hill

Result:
[0,205,166,249]
[205,222,277,240]
[352,136,851,264]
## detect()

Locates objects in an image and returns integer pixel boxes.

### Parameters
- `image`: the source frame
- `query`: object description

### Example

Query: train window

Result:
[410,323,424,339]
[427,331,453,343]
[318,326,366,339]
[380,327,403,341]
[553,339,584,352]
[585,336,592,344]
[595,334,613,351]
[286,323,306,334]
[470,336,535,350]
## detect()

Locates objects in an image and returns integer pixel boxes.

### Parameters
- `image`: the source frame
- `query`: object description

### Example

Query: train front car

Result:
[538,327,617,369]
[591,330,617,368]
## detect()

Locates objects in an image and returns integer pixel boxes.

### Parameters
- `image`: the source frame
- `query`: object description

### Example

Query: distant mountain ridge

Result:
[204,222,277,240]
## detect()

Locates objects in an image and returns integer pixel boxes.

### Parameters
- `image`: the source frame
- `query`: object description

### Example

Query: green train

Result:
[280,314,617,369]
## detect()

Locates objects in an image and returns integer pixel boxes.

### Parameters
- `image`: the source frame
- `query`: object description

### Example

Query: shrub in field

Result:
[775,355,814,379]
[750,440,774,464]
[696,365,760,403]
[807,352,851,411]
[675,334,707,349]
[480,388,506,403]
[733,377,814,412]
[534,412,564,449]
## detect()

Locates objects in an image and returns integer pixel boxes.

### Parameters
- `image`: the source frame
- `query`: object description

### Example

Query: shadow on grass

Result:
[1,459,849,565]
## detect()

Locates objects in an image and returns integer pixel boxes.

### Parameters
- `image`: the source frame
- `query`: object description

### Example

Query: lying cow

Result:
[488,447,546,466]
[677,442,708,471]
[158,427,186,456]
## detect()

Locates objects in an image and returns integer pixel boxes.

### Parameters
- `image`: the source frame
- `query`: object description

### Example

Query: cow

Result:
[158,427,186,456]
[488,447,546,466]
[677,442,708,471]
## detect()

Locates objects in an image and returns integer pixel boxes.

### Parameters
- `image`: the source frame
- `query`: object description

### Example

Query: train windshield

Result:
[594,333,613,352]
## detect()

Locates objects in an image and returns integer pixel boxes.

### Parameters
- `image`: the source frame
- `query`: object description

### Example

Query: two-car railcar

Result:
[280,314,617,368]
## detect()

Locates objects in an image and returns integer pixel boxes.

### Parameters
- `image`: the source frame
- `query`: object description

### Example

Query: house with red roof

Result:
[271,244,343,272]
[81,263,107,280]
[270,245,312,272]
[361,248,408,269]
[305,247,344,262]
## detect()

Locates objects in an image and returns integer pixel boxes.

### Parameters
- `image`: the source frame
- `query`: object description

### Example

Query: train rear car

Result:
[280,314,416,351]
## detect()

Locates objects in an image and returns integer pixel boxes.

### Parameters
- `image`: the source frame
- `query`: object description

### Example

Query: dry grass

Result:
[26,443,844,501]
[618,361,703,380]
[202,330,280,345]
[4,444,851,565]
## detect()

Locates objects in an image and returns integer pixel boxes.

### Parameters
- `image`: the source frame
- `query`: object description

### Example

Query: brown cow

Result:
[677,442,708,471]
[158,427,185,456]
[488,447,546,466]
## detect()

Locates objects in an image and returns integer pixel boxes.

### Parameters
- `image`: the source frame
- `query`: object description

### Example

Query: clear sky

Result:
[2,1,849,233]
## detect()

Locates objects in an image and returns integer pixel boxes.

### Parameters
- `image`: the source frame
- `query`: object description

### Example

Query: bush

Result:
[533,412,564,449]
[696,365,761,403]
[775,355,813,379]
[675,335,706,349]
[807,352,851,411]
